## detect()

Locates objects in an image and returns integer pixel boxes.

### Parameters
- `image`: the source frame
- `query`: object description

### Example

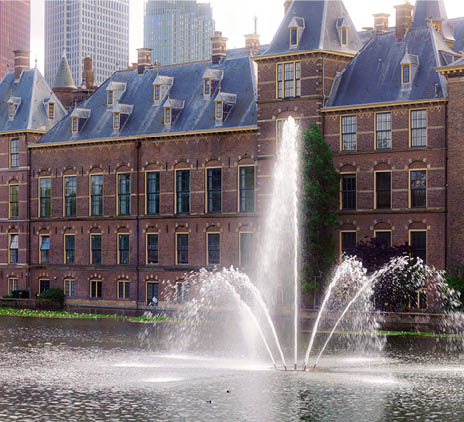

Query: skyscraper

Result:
[0,0,30,79]
[144,0,215,66]
[44,0,129,87]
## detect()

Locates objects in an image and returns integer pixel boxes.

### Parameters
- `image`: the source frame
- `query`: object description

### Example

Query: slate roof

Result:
[326,26,453,108]
[38,55,257,144]
[412,0,454,43]
[0,68,67,133]
[450,18,464,53]
[261,0,363,57]
[53,52,76,89]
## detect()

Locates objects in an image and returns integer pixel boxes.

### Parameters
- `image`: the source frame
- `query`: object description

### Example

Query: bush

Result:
[37,288,65,304]
[12,290,29,299]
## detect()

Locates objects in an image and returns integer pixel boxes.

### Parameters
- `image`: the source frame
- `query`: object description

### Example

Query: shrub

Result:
[37,288,65,304]
[11,290,29,299]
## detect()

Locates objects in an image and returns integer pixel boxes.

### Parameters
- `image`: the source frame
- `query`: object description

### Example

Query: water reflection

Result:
[1,317,464,421]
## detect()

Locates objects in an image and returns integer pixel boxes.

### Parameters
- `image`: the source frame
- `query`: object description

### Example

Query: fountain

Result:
[159,117,464,372]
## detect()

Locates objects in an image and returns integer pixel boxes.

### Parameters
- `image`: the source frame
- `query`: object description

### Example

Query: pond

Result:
[0,316,463,421]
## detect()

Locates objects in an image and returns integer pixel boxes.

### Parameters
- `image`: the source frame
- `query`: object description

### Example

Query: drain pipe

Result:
[27,142,32,298]
[135,140,141,313]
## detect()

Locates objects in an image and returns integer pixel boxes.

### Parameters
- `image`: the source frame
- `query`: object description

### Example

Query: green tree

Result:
[301,123,340,296]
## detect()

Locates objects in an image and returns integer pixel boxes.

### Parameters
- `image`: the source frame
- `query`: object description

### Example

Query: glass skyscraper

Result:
[144,0,215,66]
[0,0,30,79]
[45,0,129,87]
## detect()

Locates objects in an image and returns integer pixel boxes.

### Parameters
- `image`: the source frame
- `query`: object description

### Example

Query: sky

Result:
[29,0,464,73]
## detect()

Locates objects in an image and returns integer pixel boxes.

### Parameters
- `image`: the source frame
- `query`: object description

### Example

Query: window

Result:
[402,64,411,84]
[239,232,253,267]
[113,112,120,130]
[117,280,130,299]
[164,107,172,125]
[90,175,103,216]
[341,115,357,151]
[72,117,79,134]
[341,231,356,257]
[65,234,75,264]
[8,278,18,295]
[10,138,19,168]
[341,174,356,210]
[176,170,190,214]
[146,172,160,215]
[9,185,19,218]
[410,170,426,208]
[290,28,298,46]
[277,61,301,99]
[147,233,159,264]
[375,172,391,209]
[207,168,221,213]
[39,235,50,264]
[154,85,161,101]
[376,112,391,150]
[176,233,188,265]
[432,22,441,35]
[215,101,223,119]
[118,234,129,265]
[91,234,102,265]
[107,90,113,105]
[410,109,427,147]
[64,176,77,217]
[410,230,427,264]
[39,279,50,294]
[341,26,348,46]
[8,103,15,119]
[239,166,255,213]
[203,79,211,96]
[39,178,51,217]
[9,234,18,264]
[64,279,75,297]
[147,282,159,305]
[48,102,55,120]
[118,173,131,215]
[176,282,189,303]
[207,233,220,266]
[90,280,102,298]
[375,231,392,248]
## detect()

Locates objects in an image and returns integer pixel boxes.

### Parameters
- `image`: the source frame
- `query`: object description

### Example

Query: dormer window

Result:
[8,103,15,120]
[152,75,174,104]
[106,81,126,107]
[204,79,211,97]
[113,112,120,130]
[107,90,114,106]
[48,102,55,120]
[154,85,161,101]
[402,64,411,84]
[288,16,305,48]
[71,117,79,134]
[215,101,223,120]
[202,68,224,99]
[164,107,172,125]
[7,97,21,120]
[290,28,298,47]
[214,92,237,126]
[70,107,91,135]
[341,26,348,46]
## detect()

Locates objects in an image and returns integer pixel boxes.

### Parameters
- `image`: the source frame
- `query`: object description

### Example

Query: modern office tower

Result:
[144,0,215,65]
[0,0,30,79]
[44,0,129,87]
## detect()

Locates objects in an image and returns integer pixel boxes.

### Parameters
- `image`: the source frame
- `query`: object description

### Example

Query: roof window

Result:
[202,68,224,98]
[214,92,237,126]
[288,17,305,48]
[112,103,133,133]
[7,97,21,120]
[153,75,174,104]
[106,81,126,106]
[70,108,91,135]
[163,98,184,126]
[400,50,419,86]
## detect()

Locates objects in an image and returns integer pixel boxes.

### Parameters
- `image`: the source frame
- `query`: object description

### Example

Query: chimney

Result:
[13,50,30,80]
[373,13,390,33]
[284,0,291,16]
[245,16,260,56]
[82,57,94,88]
[137,48,152,74]
[394,0,414,41]
[211,31,228,65]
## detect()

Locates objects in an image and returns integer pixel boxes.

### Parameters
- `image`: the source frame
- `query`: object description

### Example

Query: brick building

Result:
[2,0,464,310]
